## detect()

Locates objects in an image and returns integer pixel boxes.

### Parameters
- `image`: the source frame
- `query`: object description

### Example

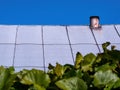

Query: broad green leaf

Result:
[74,52,83,69]
[17,69,30,79]
[95,63,116,72]
[48,63,75,82]
[28,84,46,90]
[113,79,120,89]
[20,69,50,89]
[104,80,116,90]
[0,66,16,90]
[81,53,96,72]
[55,77,87,90]
[93,70,119,89]
[83,53,96,65]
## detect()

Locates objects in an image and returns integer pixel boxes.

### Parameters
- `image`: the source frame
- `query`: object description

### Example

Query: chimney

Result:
[90,16,101,29]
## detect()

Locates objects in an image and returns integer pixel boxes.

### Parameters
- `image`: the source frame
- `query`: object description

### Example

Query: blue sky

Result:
[0,0,120,25]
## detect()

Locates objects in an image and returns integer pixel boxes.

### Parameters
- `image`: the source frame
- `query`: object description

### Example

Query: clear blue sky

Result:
[0,0,120,25]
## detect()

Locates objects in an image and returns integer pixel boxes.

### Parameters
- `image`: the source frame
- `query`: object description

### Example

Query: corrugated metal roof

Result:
[0,25,120,72]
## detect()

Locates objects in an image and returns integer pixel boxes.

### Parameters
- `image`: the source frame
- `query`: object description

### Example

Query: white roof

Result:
[0,25,120,72]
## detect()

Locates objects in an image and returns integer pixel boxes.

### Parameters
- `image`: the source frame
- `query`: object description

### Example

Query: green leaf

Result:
[63,69,76,78]
[93,70,119,89]
[108,50,120,61]
[102,42,110,53]
[82,72,93,87]
[81,53,96,72]
[55,77,87,90]
[95,63,116,72]
[28,84,46,90]
[74,52,83,69]
[0,66,16,90]
[48,63,55,70]
[17,69,30,80]
[54,63,65,77]
[20,69,50,89]
[113,79,120,89]
[76,69,83,79]
[103,80,116,90]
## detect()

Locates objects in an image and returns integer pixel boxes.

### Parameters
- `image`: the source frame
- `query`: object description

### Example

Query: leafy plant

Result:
[16,69,50,90]
[0,66,17,90]
[55,77,87,90]
[0,42,120,90]
[93,70,119,89]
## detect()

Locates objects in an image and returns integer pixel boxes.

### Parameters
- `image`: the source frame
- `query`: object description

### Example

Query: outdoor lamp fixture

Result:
[89,16,101,29]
